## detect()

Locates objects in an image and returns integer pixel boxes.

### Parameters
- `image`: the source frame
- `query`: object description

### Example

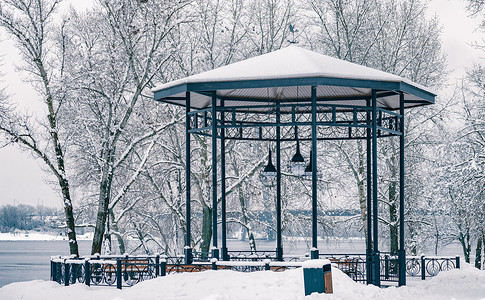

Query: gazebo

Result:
[152,46,436,286]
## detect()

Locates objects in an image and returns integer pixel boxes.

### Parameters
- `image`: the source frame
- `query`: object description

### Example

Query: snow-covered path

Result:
[1,264,484,300]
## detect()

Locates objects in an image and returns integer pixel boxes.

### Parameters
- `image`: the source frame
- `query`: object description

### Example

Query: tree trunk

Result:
[389,177,398,254]
[200,203,212,255]
[238,186,257,252]
[475,236,483,269]
[91,164,113,254]
[109,210,126,254]
[91,142,116,255]
[459,230,471,263]
[91,193,109,255]
[60,178,79,256]
[356,140,368,245]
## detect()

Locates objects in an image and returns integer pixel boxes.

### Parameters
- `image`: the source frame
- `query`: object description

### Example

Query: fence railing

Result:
[227,250,277,261]
[51,253,460,289]
[318,253,367,283]
[406,255,460,280]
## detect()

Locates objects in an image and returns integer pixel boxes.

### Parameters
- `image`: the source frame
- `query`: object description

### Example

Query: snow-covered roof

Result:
[153,46,436,111]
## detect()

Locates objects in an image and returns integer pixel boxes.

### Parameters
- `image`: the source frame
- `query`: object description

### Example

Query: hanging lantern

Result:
[289,140,305,177]
[260,148,277,186]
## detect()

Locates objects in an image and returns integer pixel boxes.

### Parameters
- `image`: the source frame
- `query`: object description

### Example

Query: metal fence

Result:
[51,253,460,289]
[406,255,460,280]
[318,253,367,283]
[51,255,161,289]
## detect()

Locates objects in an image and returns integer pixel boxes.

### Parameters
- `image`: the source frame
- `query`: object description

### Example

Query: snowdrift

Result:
[1,264,484,300]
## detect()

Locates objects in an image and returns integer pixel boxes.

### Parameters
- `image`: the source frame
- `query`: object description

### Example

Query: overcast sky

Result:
[0,0,483,208]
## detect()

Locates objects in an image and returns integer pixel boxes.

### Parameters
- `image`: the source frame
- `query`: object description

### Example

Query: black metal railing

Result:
[51,253,460,289]
[406,255,460,280]
[51,255,162,289]
[318,253,367,283]
[227,250,277,261]
[192,251,212,262]
[379,252,400,282]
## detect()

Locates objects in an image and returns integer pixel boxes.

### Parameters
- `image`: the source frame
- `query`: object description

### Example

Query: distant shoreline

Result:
[0,232,93,241]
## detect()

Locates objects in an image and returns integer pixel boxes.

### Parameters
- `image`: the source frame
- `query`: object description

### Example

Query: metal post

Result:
[421,255,426,280]
[265,260,271,271]
[85,260,91,286]
[366,98,373,285]
[276,101,283,261]
[211,91,219,260]
[384,255,389,280]
[155,255,160,277]
[50,260,54,281]
[64,261,70,286]
[160,259,166,276]
[221,100,228,261]
[311,86,319,259]
[185,91,193,264]
[372,90,380,286]
[398,92,406,286]
[116,259,122,290]
[456,256,460,269]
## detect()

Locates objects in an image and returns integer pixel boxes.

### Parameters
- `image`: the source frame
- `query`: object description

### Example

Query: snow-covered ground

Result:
[1,263,484,300]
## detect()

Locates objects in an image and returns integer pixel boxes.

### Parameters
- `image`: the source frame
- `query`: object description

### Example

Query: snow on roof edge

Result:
[152,46,436,98]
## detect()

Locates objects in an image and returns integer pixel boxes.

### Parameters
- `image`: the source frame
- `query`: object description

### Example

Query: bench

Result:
[330,258,359,279]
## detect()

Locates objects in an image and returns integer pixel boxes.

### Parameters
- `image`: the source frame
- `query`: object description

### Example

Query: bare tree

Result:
[305,0,447,252]
[59,0,190,254]
[0,0,79,255]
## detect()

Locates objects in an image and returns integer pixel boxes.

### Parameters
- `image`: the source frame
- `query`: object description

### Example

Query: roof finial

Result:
[287,24,299,44]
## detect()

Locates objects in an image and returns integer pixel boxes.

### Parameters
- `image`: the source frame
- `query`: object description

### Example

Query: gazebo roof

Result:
[153,46,436,111]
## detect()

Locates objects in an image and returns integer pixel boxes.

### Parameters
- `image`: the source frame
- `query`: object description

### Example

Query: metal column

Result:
[398,92,406,286]
[221,100,228,261]
[185,91,192,264]
[211,92,219,259]
[310,86,319,259]
[371,90,380,286]
[276,101,283,261]
[366,98,373,285]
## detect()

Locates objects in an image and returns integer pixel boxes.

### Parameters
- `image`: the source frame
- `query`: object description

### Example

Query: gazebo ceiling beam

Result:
[186,132,399,142]
[195,90,400,102]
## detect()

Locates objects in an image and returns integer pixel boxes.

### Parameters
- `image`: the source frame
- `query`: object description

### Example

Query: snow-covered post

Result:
[264,259,271,271]
[310,86,319,260]
[302,259,333,295]
[155,255,160,277]
[160,255,167,276]
[50,260,55,282]
[84,260,91,287]
[211,258,218,270]
[64,260,70,286]
[185,91,193,265]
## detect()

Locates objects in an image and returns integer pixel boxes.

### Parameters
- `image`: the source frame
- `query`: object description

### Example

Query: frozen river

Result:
[0,240,92,287]
[0,238,464,287]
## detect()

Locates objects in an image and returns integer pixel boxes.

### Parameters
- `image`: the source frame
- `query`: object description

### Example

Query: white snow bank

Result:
[1,264,484,300]
[302,259,331,269]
